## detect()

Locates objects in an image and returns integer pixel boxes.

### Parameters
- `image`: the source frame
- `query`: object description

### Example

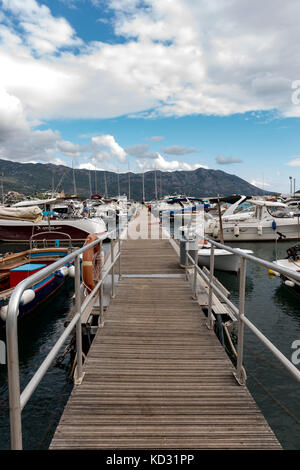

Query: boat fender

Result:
[268,269,280,277]
[20,289,35,306]
[257,225,263,236]
[285,280,295,287]
[272,220,277,230]
[0,305,8,321]
[68,265,75,278]
[55,266,69,278]
[233,224,240,237]
[212,226,219,238]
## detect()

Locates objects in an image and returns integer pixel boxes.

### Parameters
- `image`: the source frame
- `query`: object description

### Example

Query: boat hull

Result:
[198,249,253,272]
[0,218,107,243]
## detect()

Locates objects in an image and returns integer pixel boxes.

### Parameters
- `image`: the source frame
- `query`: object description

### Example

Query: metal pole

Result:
[235,257,247,385]
[6,306,22,449]
[75,255,83,383]
[206,244,215,330]
[111,238,115,298]
[118,234,121,279]
[192,237,199,300]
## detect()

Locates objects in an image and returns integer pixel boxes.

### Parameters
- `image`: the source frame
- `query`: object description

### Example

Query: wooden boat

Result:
[0,246,75,329]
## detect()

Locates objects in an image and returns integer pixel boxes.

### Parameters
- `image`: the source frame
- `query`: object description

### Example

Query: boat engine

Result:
[286,243,300,260]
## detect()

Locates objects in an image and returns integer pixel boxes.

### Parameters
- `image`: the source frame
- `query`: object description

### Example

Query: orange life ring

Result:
[82,233,104,293]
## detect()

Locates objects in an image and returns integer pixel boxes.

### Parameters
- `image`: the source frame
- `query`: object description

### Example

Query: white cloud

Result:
[216,155,243,164]
[137,153,208,172]
[250,179,271,188]
[287,157,300,167]
[91,134,127,163]
[0,0,299,125]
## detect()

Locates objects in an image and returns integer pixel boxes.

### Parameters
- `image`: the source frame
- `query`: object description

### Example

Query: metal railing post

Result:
[192,237,198,299]
[74,255,83,384]
[111,238,115,298]
[235,257,247,385]
[206,244,215,330]
[118,233,121,279]
[6,305,22,449]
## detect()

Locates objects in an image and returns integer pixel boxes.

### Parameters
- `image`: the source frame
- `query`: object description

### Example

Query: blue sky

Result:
[1,0,300,193]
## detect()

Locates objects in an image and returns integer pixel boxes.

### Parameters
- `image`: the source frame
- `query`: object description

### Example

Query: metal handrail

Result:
[186,235,300,385]
[5,229,120,450]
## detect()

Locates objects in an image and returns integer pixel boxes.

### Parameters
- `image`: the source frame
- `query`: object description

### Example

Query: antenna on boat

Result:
[94,166,97,194]
[217,196,224,244]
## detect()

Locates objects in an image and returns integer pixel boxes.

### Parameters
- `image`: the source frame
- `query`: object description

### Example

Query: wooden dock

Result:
[50,208,281,450]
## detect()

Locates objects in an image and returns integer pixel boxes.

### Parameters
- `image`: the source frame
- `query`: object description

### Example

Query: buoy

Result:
[285,280,295,287]
[234,224,240,237]
[0,305,8,321]
[257,225,263,236]
[20,289,35,306]
[272,220,277,230]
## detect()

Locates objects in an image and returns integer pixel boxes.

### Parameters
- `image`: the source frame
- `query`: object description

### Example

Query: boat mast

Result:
[154,165,158,201]
[104,171,108,198]
[89,170,92,197]
[128,163,131,200]
[117,169,120,198]
[142,169,145,202]
[72,160,77,196]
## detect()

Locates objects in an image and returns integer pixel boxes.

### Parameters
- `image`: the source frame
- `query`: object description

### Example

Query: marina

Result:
[1,204,300,450]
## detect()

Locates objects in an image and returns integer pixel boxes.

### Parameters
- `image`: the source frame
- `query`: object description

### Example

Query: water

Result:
[0,237,300,449]
[215,240,300,450]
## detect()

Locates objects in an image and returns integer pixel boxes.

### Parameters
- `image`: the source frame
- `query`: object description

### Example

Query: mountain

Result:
[0,159,270,200]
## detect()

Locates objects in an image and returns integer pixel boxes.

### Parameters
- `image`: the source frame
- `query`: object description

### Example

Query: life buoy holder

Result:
[82,233,104,293]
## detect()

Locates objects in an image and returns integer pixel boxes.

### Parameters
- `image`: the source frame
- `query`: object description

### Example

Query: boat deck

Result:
[50,207,281,450]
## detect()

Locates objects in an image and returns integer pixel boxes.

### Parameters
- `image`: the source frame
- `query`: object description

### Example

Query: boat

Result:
[205,198,300,242]
[197,241,253,273]
[0,198,107,243]
[0,242,76,329]
[270,242,300,291]
[179,223,253,273]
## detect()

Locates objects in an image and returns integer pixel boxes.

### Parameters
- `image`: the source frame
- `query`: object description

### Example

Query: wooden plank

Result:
[50,207,281,450]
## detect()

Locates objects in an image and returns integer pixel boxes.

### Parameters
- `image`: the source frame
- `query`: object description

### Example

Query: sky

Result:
[1,0,300,193]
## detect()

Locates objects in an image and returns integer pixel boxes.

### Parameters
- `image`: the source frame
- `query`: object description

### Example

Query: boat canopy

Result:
[0,206,43,223]
[12,198,57,207]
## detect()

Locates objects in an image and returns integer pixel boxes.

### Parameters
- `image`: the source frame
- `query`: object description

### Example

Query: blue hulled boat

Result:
[0,247,75,329]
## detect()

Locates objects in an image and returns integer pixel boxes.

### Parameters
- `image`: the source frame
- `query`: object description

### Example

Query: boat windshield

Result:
[267,206,294,218]
[233,202,255,214]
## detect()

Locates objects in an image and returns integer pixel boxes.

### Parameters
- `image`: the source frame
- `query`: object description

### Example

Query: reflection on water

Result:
[217,240,300,450]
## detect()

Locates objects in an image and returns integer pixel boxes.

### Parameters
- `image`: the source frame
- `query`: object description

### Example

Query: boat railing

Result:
[29,231,73,249]
[185,234,300,386]
[5,229,121,450]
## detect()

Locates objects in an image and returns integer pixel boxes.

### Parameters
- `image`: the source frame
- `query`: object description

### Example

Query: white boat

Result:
[271,243,300,290]
[0,198,107,243]
[179,223,253,273]
[197,241,253,273]
[205,198,300,242]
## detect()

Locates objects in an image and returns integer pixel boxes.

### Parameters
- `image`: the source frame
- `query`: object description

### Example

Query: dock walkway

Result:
[50,208,281,449]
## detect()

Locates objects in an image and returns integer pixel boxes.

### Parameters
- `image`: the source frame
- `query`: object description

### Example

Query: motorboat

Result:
[0,244,76,329]
[179,222,253,273]
[197,240,253,273]
[270,242,300,291]
[0,198,107,243]
[205,198,300,242]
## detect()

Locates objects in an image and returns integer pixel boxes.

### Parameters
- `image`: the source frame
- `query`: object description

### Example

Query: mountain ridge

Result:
[0,159,271,200]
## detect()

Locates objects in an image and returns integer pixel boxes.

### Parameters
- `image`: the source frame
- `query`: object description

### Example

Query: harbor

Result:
[0,202,300,450]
